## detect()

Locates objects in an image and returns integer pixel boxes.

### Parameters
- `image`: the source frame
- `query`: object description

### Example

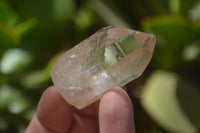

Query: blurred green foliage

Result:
[0,0,200,133]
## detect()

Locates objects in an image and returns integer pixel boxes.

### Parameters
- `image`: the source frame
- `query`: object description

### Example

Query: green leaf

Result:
[8,96,29,114]
[88,0,130,28]
[188,1,200,21]
[182,42,200,61]
[21,50,66,88]
[169,0,199,15]
[142,16,196,47]
[0,85,29,114]
[177,80,200,128]
[141,71,197,133]
[0,48,32,74]
[21,70,50,88]
[194,20,200,36]
[0,2,11,24]
[15,18,37,37]
[74,7,97,31]
[52,0,75,22]
[0,22,20,47]
[145,0,169,15]
[0,118,8,131]
[0,85,21,108]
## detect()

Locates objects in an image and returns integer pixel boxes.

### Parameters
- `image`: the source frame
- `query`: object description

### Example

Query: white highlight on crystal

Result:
[70,86,82,90]
[136,31,140,34]
[101,72,109,79]
[70,55,76,58]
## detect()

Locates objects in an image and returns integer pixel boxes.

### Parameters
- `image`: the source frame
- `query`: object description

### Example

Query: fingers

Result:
[26,86,135,133]
[99,88,135,133]
[26,86,73,133]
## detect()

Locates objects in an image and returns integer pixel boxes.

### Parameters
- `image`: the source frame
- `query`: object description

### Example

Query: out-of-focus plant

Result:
[0,0,200,133]
[140,0,200,132]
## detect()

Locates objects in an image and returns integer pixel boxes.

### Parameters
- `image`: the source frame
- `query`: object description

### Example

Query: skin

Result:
[26,86,135,133]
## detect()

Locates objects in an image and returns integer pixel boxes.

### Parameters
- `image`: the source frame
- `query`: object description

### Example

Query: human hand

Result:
[26,86,135,133]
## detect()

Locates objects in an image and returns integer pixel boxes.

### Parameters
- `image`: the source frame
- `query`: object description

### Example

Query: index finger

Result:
[26,86,73,133]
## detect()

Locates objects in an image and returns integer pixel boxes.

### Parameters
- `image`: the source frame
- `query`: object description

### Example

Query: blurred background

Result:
[0,0,200,132]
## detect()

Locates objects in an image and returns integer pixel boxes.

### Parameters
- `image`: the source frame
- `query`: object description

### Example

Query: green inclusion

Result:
[104,34,140,67]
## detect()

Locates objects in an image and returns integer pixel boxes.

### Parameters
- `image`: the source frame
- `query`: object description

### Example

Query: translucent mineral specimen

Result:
[50,26,156,109]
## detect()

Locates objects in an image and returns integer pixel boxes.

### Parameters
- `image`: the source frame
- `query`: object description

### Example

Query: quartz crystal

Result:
[50,26,156,109]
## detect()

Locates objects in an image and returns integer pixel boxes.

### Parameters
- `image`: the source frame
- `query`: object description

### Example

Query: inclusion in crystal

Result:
[50,26,156,109]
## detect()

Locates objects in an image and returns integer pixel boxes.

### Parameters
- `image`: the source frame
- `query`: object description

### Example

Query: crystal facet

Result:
[50,27,156,109]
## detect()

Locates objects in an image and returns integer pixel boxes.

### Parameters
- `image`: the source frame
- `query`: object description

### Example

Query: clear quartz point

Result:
[50,27,156,109]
